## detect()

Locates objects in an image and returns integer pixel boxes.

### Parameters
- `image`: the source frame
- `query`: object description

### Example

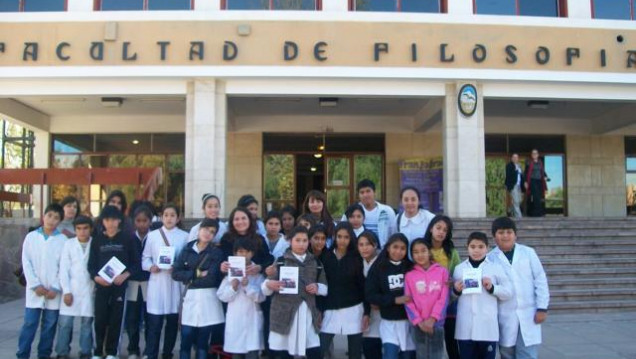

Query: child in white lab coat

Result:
[218,237,266,359]
[54,215,94,359]
[453,232,511,359]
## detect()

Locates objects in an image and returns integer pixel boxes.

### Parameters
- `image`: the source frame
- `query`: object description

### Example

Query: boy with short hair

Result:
[17,203,67,359]
[54,215,95,359]
[453,232,511,359]
[488,217,549,359]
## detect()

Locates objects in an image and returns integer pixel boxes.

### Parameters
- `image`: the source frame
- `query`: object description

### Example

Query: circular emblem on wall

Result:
[458,84,477,117]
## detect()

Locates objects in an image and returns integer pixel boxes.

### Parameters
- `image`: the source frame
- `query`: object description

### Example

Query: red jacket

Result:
[404,263,449,327]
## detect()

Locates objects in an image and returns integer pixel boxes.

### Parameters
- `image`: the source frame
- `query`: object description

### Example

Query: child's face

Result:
[134,214,151,235]
[298,219,311,229]
[162,208,179,229]
[291,233,309,255]
[63,202,78,220]
[308,197,323,216]
[348,210,364,229]
[467,239,488,261]
[108,196,122,211]
[232,211,250,234]
[282,212,295,231]
[75,223,91,242]
[266,218,281,236]
[411,242,431,268]
[494,228,516,252]
[401,189,419,215]
[236,248,254,263]
[198,226,218,243]
[335,229,350,252]
[103,217,121,235]
[357,236,376,261]
[387,240,407,262]
[204,198,221,219]
[310,232,327,253]
[430,221,448,246]
[42,211,62,231]
[246,203,259,219]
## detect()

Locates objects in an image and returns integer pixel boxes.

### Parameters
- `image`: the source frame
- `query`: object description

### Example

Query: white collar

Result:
[292,252,307,262]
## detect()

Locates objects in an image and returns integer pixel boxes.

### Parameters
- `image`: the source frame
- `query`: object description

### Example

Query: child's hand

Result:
[231,278,240,291]
[198,270,208,278]
[423,318,436,334]
[362,315,370,332]
[113,272,130,286]
[454,280,464,293]
[395,295,411,305]
[150,265,160,273]
[305,283,318,295]
[63,293,73,306]
[241,276,249,286]
[94,276,111,287]
[45,290,57,300]
[266,280,283,291]
[220,261,230,273]
[482,277,493,291]
[534,311,548,324]
[265,265,277,277]
[371,304,380,311]
[34,286,48,297]
[246,264,261,276]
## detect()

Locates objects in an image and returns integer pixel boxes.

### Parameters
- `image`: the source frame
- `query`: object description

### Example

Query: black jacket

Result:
[322,249,369,314]
[219,233,274,270]
[87,230,140,286]
[365,260,409,320]
[172,240,224,289]
[505,161,525,192]
[128,232,150,282]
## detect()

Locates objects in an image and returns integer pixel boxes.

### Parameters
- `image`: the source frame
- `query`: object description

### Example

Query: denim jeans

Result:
[146,313,179,359]
[412,326,444,359]
[180,325,213,359]
[382,343,415,359]
[54,315,93,357]
[499,328,539,359]
[458,340,497,359]
[16,308,59,359]
[125,289,147,356]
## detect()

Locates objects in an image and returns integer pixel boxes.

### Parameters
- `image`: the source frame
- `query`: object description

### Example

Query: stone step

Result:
[550,288,636,302]
[546,267,636,279]
[548,299,636,313]
[547,277,636,290]
[453,230,636,238]
[541,257,635,268]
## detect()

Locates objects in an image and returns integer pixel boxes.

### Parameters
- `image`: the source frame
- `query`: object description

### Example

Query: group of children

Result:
[17,179,549,359]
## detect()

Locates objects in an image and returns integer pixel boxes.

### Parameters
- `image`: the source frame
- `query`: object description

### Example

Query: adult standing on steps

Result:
[344,179,397,249]
[505,154,525,219]
[524,149,549,217]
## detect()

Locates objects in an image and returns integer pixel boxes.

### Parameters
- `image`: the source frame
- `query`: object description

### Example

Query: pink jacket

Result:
[404,263,449,326]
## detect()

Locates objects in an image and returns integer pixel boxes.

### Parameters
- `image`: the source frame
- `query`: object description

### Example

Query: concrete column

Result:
[442,82,486,218]
[194,0,221,11]
[67,0,93,11]
[32,129,50,218]
[567,0,592,19]
[322,0,348,12]
[184,79,227,219]
[446,0,473,15]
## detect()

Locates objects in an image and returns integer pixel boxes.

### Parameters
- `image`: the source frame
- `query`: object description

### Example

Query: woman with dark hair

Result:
[524,149,550,217]
[397,186,435,246]
[237,194,267,237]
[58,195,80,237]
[219,207,274,274]
[301,190,336,247]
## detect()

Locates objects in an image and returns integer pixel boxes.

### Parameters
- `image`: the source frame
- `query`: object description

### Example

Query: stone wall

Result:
[566,135,626,217]
[225,132,263,217]
[0,218,39,303]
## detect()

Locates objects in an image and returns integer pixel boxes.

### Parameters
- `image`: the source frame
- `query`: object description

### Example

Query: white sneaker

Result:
[91,356,102,359]
[105,356,118,359]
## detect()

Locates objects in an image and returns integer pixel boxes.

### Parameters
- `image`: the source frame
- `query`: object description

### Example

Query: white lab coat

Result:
[488,244,549,347]
[59,237,94,317]
[217,272,266,353]
[454,258,512,342]
[142,226,188,315]
[21,229,67,310]
[265,234,289,260]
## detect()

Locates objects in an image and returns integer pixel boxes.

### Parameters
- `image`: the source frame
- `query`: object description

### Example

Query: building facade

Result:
[0,0,635,219]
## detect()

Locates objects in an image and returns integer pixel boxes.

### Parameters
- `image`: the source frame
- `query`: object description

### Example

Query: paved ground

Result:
[1,298,635,359]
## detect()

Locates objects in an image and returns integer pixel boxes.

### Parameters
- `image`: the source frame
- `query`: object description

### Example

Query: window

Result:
[353,0,443,12]
[592,0,634,20]
[474,0,566,17]
[97,0,192,11]
[224,0,320,10]
[0,0,65,11]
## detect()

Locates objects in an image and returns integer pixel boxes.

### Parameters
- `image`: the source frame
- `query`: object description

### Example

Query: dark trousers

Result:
[125,287,147,356]
[444,318,460,359]
[94,285,126,357]
[458,340,497,359]
[146,313,179,359]
[527,179,545,217]
[270,347,321,359]
[362,337,382,359]
[320,332,362,359]
[180,324,213,359]
[262,296,272,354]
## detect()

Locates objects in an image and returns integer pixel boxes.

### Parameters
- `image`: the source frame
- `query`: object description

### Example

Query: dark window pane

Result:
[152,134,185,153]
[519,0,557,16]
[0,0,20,11]
[594,0,631,19]
[101,0,144,10]
[485,134,507,153]
[508,135,565,154]
[227,0,269,9]
[148,0,191,10]
[95,134,151,152]
[475,0,515,15]
[401,0,439,13]
[356,0,396,12]
[24,0,65,11]
[272,0,316,10]
[53,134,94,153]
[626,137,636,155]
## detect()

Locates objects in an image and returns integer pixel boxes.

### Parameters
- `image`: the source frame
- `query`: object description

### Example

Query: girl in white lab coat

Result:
[218,237,266,359]
[453,232,511,359]
[54,215,94,359]
[357,230,382,359]
[188,193,227,243]
[142,203,189,359]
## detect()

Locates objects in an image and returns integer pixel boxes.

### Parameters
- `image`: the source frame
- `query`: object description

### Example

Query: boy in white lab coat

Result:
[488,217,549,359]
[16,203,66,359]
[54,215,95,359]
[453,232,511,359]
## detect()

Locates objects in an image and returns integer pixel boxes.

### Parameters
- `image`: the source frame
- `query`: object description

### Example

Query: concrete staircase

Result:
[452,217,636,313]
